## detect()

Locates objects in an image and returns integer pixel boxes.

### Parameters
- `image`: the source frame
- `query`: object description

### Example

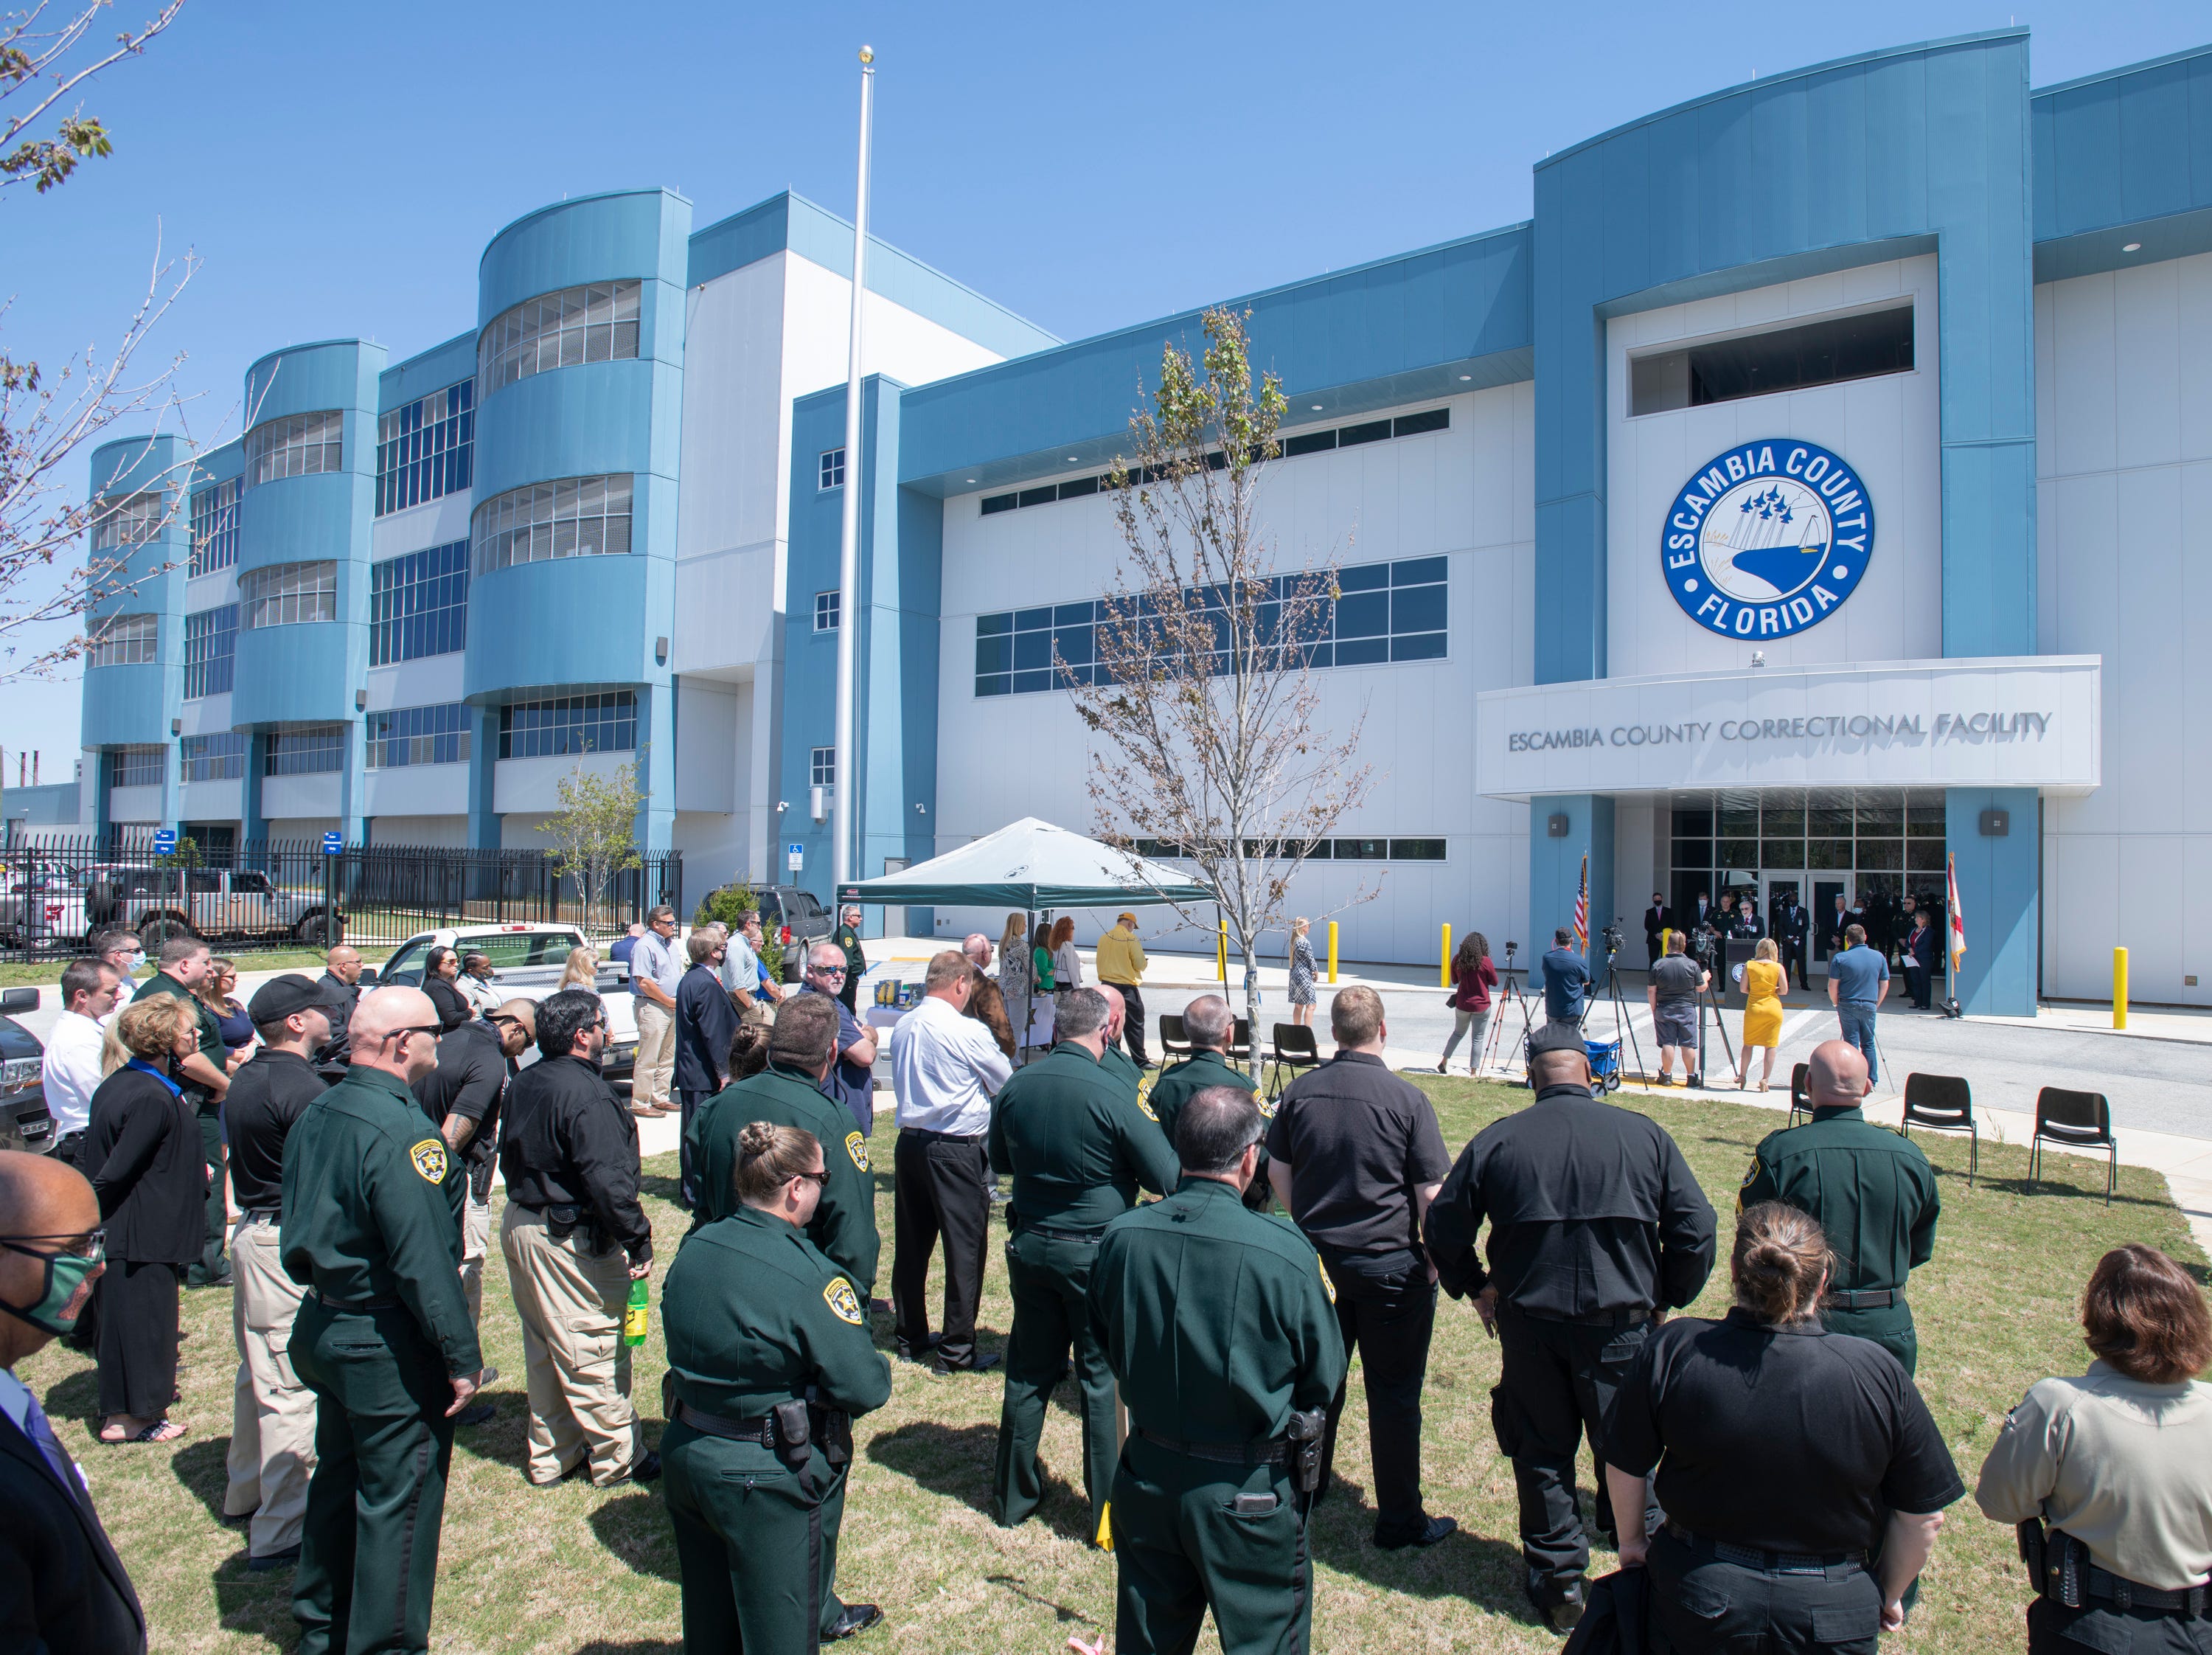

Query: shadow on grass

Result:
[1303,1471,1536,1609]
[170,1434,238,1526]
[448,1382,535,1473]
[986,1572,1104,1628]
[867,1420,1091,1545]
[639,1171,685,1208]
[588,1490,680,1583]
[44,1364,102,1429]
[571,1642,682,1655]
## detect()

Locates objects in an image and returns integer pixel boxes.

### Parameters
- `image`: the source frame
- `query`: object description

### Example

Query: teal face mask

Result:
[0,1235,105,1336]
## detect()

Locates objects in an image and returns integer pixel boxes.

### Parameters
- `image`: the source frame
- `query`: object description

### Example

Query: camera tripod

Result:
[1692,968,1738,1086]
[1579,938,1648,1091]
[1475,940,1538,1083]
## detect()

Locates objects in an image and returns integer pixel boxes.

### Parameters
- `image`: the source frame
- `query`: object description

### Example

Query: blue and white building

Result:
[76,31,2212,1013]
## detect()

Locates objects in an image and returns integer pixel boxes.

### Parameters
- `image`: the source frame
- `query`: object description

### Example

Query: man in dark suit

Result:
[673,929,739,1210]
[1901,905,1938,1010]
[1772,892,1810,991]
[0,1151,146,1653]
[1641,895,1671,967]
[1826,893,1860,967]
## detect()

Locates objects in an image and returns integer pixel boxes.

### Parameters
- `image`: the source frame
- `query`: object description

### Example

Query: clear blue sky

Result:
[6,0,2206,774]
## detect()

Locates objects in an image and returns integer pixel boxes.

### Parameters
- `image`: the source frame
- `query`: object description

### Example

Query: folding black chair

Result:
[1158,1014,1192,1062]
[1787,1062,1813,1127]
[1226,1017,1254,1074]
[1900,1072,1978,1188]
[1267,1023,1321,1101]
[2031,1087,2117,1207]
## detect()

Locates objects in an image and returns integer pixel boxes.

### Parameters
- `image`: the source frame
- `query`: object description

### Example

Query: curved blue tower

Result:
[80,432,192,836]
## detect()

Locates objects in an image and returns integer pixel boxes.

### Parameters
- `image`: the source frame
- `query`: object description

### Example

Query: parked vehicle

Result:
[0,872,87,951]
[0,988,56,1154]
[372,923,638,1078]
[79,864,341,948]
[755,884,832,981]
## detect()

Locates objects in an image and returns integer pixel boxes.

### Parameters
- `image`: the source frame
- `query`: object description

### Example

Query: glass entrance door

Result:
[1812,878,1852,974]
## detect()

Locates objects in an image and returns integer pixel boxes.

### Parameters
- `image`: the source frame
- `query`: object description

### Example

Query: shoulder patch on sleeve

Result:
[1136,1095,1158,1123]
[409,1139,449,1184]
[1258,1092,1278,1120]
[845,1131,870,1173]
[1740,1153,1764,1190]
[823,1275,864,1325]
[1318,1255,1336,1305]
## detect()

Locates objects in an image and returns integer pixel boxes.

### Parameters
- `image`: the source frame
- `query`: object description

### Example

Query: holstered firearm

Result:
[1284,1408,1326,1495]
[2019,1519,2087,1609]
[771,1398,813,1473]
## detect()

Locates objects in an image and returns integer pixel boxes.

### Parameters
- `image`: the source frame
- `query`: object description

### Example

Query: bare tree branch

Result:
[1068,308,1380,1023]
[1,1,187,193]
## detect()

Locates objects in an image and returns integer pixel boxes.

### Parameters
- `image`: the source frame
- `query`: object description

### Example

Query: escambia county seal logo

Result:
[823,1276,864,1325]
[1662,439,1873,639]
[845,1131,870,1173]
[409,1139,449,1184]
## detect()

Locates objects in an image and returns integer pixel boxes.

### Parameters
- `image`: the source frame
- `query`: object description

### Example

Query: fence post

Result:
[1441,922,1452,988]
[2113,946,2129,1030]
[1326,920,1338,984]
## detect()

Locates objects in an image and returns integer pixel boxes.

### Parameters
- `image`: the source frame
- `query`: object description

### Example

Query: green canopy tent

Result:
[837,816,1214,1052]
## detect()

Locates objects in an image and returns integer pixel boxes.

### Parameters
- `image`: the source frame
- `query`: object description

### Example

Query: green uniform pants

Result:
[290,1300,457,1655]
[1110,1437,1311,1655]
[1824,1304,1916,1375]
[661,1418,838,1654]
[192,1105,229,1285]
[992,1227,1116,1538]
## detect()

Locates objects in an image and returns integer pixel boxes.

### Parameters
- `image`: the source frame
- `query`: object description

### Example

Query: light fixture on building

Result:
[1750,650,1766,668]
[1547,813,1570,838]
[1458,374,1472,381]
[355,689,368,711]
[170,718,181,736]
[914,802,927,815]
[775,800,790,813]
[1311,404,1324,412]
[655,635,668,665]
[810,785,830,822]
[2123,242,2142,252]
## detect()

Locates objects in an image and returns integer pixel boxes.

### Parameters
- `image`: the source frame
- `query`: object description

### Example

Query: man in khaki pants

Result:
[220,974,342,1568]
[497,989,659,1487]
[627,906,683,1117]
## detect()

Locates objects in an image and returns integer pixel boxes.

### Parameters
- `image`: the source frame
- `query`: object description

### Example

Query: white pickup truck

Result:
[369,923,639,1080]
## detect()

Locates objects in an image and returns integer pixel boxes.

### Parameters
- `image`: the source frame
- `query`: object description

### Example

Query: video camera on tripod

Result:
[1599,919,1625,958]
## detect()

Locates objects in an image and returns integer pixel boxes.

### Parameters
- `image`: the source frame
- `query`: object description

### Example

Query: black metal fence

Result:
[0,830,681,965]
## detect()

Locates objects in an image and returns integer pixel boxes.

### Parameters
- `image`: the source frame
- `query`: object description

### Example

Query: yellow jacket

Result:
[1095,926,1147,985]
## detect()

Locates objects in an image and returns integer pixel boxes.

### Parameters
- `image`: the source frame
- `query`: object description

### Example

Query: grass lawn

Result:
[0,952,336,990]
[21,1078,2205,1654]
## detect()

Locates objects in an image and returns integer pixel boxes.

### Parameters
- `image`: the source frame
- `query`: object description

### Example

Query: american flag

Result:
[1946,853,1966,973]
[1573,851,1590,954]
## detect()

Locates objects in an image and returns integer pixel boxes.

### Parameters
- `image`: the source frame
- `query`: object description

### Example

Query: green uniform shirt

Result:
[832,923,867,982]
[663,1204,892,1421]
[1099,1042,1143,1100]
[687,1063,881,1300]
[1088,1176,1346,1443]
[1146,1049,1254,1147]
[132,969,224,1069]
[988,1042,1179,1232]
[279,1064,481,1378]
[1740,1105,1939,1301]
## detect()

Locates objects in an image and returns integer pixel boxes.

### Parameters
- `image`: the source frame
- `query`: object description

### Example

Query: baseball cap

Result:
[247,973,346,1025]
[1117,912,1138,924]
[1525,1021,1591,1058]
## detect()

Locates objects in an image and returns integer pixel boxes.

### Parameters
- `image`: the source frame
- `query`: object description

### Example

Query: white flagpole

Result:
[832,44,875,895]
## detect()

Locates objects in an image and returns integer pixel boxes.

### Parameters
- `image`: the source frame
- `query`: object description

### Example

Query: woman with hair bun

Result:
[658,1120,894,1648]
[1601,1201,1965,1647]
[1977,1244,2212,1652]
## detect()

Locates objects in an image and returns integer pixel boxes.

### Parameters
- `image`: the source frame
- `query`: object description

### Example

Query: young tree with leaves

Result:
[1,1,195,684]
[1073,306,1378,1026]
[538,760,643,940]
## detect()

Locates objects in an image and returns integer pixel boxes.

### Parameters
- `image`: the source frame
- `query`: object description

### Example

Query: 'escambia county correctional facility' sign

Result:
[1472,656,2101,799]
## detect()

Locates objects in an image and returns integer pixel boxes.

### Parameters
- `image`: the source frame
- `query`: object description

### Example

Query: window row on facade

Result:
[183,604,237,697]
[375,379,473,516]
[369,541,468,664]
[239,560,336,629]
[1131,836,1448,863]
[189,476,240,576]
[366,701,469,768]
[246,411,344,488]
[974,555,1449,697]
[497,690,636,759]
[479,280,641,395]
[91,490,167,554]
[977,406,1453,518]
[86,612,158,669]
[471,474,633,575]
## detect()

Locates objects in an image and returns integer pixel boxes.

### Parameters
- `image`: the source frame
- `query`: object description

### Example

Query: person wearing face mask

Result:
[0,1150,146,1653]
[281,985,482,1655]
[220,974,343,1569]
[497,989,656,1490]
[87,928,145,1019]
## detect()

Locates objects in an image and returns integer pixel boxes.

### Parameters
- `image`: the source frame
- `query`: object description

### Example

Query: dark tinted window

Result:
[1630,305,1913,414]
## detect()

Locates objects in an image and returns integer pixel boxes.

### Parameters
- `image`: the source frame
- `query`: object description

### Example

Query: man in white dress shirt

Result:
[40,959,121,1172]
[887,952,1012,1371]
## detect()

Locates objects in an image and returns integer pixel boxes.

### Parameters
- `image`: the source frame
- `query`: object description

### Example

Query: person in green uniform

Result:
[988,986,1180,1539]
[1089,1086,1347,1655]
[280,986,482,1655]
[683,990,881,1642]
[831,905,869,1013]
[661,1120,893,1648]
[1144,994,1253,1146]
[131,935,233,1286]
[1739,1038,1939,1373]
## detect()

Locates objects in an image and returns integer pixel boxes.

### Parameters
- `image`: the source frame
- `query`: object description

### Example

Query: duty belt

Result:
[1132,1424,1290,1466]
[2085,1566,2209,1616]
[670,1398,778,1447]
[1664,1521,1867,1575]
[1828,1288,1898,1310]
[242,1207,280,1222]
[315,1291,399,1311]
[1521,1305,1651,1329]
[902,1127,984,1144]
[1019,1224,1104,1243]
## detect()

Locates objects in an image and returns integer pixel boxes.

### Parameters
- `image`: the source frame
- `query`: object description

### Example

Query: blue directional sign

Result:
[322,831,344,855]
[151,828,176,854]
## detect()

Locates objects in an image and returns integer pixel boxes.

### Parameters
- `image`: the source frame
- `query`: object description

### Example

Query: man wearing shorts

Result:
[1645,932,1708,1087]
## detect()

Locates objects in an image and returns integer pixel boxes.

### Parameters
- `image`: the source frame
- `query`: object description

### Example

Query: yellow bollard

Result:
[1217,920,1228,984]
[1327,920,1338,984]
[2114,946,2129,1030]
[1441,923,1452,988]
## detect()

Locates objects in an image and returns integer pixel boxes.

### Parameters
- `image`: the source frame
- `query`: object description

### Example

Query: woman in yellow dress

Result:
[1736,937,1786,1091]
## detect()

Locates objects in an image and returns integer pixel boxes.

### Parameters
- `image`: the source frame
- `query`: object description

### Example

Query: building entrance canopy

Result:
[1474,656,2100,799]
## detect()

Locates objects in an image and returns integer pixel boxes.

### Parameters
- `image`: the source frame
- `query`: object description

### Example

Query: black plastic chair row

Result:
[1156,1013,1255,1072]
[1784,1066,2112,1202]
[1267,1024,1322,1099]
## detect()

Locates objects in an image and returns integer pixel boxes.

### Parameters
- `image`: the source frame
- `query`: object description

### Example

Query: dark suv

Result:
[0,989,56,1155]
[754,886,833,981]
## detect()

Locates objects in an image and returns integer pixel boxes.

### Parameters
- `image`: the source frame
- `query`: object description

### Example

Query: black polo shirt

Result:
[223,1048,329,1211]
[1264,1051,1450,1256]
[1603,1308,1964,1554]
[412,1018,511,1187]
